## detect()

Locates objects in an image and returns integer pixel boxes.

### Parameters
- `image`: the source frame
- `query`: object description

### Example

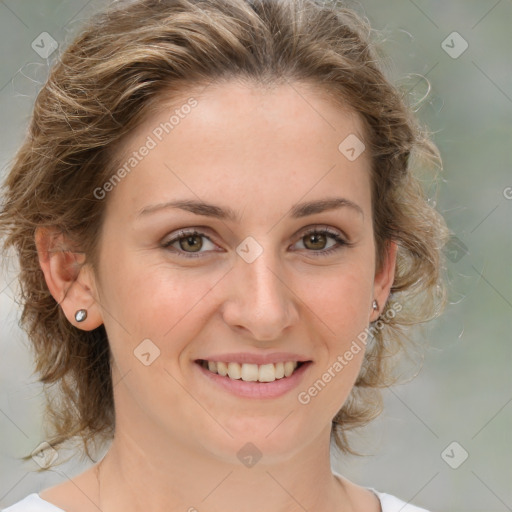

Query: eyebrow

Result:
[137,197,364,222]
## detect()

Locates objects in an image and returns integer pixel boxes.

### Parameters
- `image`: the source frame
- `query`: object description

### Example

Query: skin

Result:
[36,80,397,512]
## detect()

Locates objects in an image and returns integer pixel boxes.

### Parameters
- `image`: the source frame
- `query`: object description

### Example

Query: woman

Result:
[0,0,450,510]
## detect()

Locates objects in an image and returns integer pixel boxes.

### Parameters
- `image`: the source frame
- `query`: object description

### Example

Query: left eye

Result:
[294,229,344,253]
[161,228,349,259]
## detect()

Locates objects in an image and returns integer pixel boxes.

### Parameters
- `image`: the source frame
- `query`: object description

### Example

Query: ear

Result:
[370,240,398,322]
[34,226,103,331]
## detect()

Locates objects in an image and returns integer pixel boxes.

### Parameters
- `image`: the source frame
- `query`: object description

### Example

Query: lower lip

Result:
[194,361,312,399]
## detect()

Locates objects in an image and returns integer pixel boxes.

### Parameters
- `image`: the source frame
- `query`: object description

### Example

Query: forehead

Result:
[104,80,371,219]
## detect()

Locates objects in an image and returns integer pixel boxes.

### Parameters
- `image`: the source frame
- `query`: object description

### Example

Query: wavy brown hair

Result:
[0,0,450,469]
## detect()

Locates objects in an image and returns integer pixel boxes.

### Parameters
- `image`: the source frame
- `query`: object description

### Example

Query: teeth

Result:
[217,361,228,376]
[202,360,301,382]
[227,362,241,380]
[284,361,295,377]
[241,363,259,382]
[258,363,276,382]
[275,362,285,379]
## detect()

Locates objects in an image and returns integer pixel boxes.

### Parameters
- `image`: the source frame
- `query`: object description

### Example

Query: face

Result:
[85,80,394,463]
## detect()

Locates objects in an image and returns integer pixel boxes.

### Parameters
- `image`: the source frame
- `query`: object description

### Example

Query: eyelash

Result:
[161,227,351,259]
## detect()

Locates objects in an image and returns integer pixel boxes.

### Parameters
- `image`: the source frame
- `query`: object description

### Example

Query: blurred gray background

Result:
[0,1,510,511]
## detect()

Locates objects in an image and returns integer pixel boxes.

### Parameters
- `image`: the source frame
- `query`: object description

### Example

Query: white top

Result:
[1,490,430,512]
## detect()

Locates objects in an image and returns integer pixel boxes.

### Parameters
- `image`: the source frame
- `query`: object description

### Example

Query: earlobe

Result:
[34,227,103,331]
[371,240,398,321]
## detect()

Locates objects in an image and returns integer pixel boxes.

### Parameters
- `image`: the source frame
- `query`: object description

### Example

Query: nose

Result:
[220,248,300,341]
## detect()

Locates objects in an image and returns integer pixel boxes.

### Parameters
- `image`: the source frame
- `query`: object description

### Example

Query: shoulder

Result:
[332,470,430,512]
[369,488,431,512]
[2,466,98,512]
[1,493,65,512]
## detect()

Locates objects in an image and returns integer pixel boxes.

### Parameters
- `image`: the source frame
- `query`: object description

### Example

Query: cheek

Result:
[297,260,374,396]
[97,234,376,359]
[295,301,372,425]
[305,262,374,334]
[97,250,220,348]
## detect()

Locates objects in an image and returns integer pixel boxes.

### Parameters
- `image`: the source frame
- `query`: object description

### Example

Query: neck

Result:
[95,422,353,512]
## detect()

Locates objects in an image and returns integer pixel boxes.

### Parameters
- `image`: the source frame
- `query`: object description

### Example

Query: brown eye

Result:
[303,232,328,250]
[294,228,350,257]
[179,234,203,252]
[162,229,217,258]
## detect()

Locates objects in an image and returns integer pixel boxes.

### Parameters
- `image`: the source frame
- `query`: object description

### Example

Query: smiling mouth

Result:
[195,359,309,383]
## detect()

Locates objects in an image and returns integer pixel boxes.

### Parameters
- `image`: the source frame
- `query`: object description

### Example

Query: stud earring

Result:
[372,300,379,311]
[75,309,87,322]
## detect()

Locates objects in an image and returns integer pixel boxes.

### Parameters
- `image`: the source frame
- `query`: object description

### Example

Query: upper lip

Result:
[195,352,312,365]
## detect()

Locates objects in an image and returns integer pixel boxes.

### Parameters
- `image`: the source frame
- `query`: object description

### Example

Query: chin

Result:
[201,415,316,465]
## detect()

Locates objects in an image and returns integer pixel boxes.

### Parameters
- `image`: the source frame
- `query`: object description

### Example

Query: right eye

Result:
[161,229,219,258]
